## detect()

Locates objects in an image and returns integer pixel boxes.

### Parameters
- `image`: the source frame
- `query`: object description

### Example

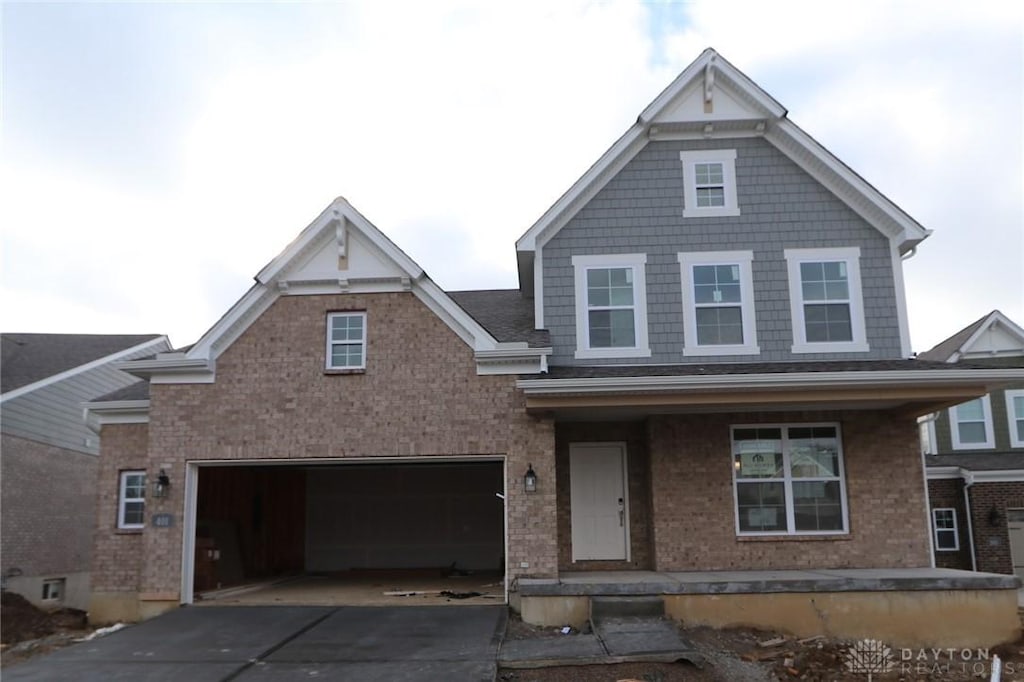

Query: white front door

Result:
[1007,509,1024,581]
[570,443,628,561]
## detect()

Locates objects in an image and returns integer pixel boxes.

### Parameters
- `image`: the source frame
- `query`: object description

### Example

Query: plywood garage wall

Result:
[305,463,504,572]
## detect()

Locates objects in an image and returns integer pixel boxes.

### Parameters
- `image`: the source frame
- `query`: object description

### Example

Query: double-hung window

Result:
[678,251,758,356]
[932,508,959,551]
[732,424,848,535]
[1006,390,1024,448]
[118,470,146,530]
[950,395,994,449]
[326,312,367,370]
[572,254,650,359]
[784,247,868,353]
[680,150,740,218]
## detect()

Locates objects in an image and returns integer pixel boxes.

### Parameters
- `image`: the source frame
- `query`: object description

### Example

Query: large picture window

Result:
[572,254,651,359]
[118,470,146,530]
[731,424,848,535]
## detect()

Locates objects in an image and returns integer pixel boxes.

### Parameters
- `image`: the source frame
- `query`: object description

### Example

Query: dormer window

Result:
[680,149,740,218]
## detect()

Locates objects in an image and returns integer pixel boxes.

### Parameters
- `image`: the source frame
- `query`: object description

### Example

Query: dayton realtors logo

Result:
[844,639,895,679]
[845,639,1007,678]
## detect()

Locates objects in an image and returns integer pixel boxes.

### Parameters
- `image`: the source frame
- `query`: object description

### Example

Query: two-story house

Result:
[1,333,170,610]
[85,49,1024,645]
[922,311,1024,578]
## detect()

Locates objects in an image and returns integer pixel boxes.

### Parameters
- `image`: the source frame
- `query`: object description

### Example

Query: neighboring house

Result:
[921,311,1024,578]
[1,333,170,610]
[85,49,1024,644]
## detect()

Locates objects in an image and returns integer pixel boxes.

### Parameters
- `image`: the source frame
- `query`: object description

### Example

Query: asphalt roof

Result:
[1,333,164,393]
[917,312,993,362]
[447,289,550,348]
[927,453,1024,472]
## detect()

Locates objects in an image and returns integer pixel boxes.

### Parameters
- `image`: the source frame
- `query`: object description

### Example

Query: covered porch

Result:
[516,567,1021,648]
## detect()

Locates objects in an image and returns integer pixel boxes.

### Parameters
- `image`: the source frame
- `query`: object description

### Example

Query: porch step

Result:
[590,595,665,620]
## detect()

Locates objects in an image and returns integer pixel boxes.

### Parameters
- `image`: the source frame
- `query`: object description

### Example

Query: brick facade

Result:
[1,433,97,608]
[966,482,1024,575]
[647,411,930,570]
[95,292,556,604]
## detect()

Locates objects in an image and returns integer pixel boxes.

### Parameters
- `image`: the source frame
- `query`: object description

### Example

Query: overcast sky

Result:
[2,1,1021,354]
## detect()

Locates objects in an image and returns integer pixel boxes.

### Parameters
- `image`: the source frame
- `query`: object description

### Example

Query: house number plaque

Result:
[152,513,175,528]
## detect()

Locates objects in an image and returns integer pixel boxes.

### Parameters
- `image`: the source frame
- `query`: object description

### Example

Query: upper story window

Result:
[118,470,146,530]
[784,247,869,354]
[572,254,651,360]
[326,312,367,370]
[680,149,740,218]
[950,395,995,449]
[678,251,759,356]
[731,424,848,536]
[1006,390,1024,448]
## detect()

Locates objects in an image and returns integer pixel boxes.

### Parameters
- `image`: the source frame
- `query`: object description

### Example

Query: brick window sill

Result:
[114,529,144,536]
[324,369,366,376]
[736,534,852,542]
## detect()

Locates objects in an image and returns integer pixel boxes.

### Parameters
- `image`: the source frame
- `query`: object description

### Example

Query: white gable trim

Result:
[82,399,151,433]
[953,311,1024,361]
[1,336,171,403]
[514,49,931,330]
[118,198,548,381]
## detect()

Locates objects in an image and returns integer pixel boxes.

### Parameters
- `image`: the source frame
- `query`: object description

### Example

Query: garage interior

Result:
[192,460,506,606]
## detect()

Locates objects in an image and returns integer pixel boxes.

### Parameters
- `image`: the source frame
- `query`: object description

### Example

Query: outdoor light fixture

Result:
[523,464,538,493]
[152,469,171,498]
[988,505,1002,528]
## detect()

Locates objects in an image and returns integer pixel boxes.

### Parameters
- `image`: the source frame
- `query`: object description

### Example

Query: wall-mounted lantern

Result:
[523,464,538,493]
[988,505,1002,527]
[152,469,171,498]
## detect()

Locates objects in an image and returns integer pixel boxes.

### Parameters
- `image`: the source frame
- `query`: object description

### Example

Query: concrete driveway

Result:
[3,605,506,681]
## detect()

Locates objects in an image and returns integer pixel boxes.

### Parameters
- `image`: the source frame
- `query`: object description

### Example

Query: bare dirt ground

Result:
[500,611,1024,681]
[0,591,94,668]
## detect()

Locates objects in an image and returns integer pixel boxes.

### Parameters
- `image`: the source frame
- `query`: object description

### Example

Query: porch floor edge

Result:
[517,568,1020,597]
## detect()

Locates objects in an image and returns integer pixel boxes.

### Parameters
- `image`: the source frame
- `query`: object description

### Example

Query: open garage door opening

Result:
[187,458,506,606]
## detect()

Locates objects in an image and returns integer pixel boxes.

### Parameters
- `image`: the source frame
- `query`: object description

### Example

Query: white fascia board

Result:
[925,466,964,480]
[969,469,1024,483]
[516,123,648,253]
[116,356,215,383]
[187,283,276,361]
[413,278,499,352]
[766,120,930,253]
[516,368,1024,396]
[82,400,151,433]
[1,336,171,403]
[474,346,551,376]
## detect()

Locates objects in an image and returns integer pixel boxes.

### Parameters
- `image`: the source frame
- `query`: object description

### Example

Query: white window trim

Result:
[118,470,146,530]
[784,247,869,354]
[1006,390,1024,448]
[950,395,995,450]
[680,149,740,218]
[678,250,759,356]
[932,507,960,551]
[572,254,651,359]
[731,423,849,537]
[326,311,367,370]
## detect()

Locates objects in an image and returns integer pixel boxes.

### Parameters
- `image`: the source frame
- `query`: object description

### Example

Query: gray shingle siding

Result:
[541,137,903,365]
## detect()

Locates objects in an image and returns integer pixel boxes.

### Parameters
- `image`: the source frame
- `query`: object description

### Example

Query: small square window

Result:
[680,150,739,218]
[326,312,367,370]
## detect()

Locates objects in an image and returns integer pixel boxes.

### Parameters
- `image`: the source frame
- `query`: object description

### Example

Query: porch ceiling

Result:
[517,361,1024,420]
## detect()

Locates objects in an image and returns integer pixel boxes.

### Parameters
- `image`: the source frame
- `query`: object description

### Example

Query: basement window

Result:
[41,578,65,602]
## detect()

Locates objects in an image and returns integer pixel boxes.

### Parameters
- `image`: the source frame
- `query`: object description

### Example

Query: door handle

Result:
[618,497,624,527]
